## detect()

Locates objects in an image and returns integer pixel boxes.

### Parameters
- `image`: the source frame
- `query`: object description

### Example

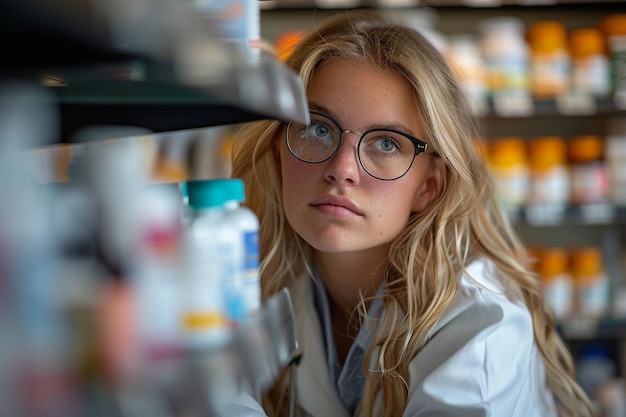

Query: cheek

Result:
[280,148,316,206]
[367,183,416,220]
[383,172,426,218]
[281,148,309,186]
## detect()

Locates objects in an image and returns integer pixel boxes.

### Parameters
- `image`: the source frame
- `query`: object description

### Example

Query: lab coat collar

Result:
[290,271,352,417]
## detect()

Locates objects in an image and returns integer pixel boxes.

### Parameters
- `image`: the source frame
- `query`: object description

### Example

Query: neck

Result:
[313,247,389,364]
[313,247,388,328]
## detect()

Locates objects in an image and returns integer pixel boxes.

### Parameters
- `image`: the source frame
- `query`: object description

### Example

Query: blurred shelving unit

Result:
[1,0,304,415]
[1,0,309,144]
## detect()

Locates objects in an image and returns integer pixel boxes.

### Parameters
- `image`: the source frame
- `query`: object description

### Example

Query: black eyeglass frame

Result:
[285,111,431,181]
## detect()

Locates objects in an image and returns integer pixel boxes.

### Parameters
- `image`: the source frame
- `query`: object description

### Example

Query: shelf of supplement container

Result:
[483,97,626,119]
[512,206,626,227]
[95,287,298,416]
[197,287,299,413]
[415,0,626,6]
[263,0,626,10]
[559,317,626,341]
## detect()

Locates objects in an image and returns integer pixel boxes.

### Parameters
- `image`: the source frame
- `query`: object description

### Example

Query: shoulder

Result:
[422,255,533,343]
[402,258,556,416]
[428,257,535,359]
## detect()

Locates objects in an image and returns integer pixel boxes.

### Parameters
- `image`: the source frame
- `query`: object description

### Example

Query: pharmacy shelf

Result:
[1,0,305,413]
[482,97,626,119]
[262,0,626,10]
[135,288,298,417]
[205,287,299,396]
[560,317,626,341]
[1,0,309,144]
[50,54,308,142]
[416,0,625,6]
[511,206,626,227]
[0,0,149,73]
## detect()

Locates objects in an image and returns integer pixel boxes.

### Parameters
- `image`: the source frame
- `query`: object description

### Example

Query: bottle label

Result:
[242,230,261,313]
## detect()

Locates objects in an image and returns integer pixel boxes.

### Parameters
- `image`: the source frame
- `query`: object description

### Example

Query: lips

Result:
[310,194,363,216]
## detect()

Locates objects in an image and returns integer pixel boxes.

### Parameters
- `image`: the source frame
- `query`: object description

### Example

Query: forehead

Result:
[306,59,423,137]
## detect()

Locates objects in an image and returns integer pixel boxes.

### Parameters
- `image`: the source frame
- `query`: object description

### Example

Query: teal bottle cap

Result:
[186,179,245,209]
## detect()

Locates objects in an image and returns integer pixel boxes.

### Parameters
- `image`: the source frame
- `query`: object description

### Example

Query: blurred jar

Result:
[570,28,611,98]
[488,136,530,217]
[597,378,626,417]
[537,247,574,321]
[527,20,571,99]
[478,17,532,116]
[526,136,570,224]
[571,246,610,320]
[602,13,626,108]
[568,135,610,207]
[447,34,488,116]
[606,134,626,207]
[576,345,617,403]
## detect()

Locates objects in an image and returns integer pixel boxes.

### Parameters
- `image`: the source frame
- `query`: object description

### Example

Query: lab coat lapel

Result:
[291,273,351,417]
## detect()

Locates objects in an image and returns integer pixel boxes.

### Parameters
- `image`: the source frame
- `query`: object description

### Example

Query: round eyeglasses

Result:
[286,111,431,181]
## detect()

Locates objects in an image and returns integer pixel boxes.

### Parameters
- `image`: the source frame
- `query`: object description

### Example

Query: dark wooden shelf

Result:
[1,0,309,144]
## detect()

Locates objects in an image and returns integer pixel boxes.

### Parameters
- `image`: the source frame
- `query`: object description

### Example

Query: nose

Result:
[324,132,361,185]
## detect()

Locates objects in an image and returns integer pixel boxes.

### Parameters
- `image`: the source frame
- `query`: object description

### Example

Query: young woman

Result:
[229,9,596,417]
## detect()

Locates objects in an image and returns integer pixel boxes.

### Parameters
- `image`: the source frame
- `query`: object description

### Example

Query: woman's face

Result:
[278,59,438,255]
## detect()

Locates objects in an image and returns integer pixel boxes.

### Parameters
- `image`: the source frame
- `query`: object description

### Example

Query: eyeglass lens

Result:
[286,112,419,180]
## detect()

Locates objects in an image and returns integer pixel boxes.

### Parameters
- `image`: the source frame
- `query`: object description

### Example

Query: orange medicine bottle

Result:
[570,28,611,97]
[571,246,610,320]
[568,135,610,207]
[526,136,570,224]
[537,247,574,321]
[488,136,530,219]
[527,20,571,99]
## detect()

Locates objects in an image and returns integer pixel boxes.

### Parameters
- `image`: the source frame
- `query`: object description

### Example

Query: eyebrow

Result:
[307,102,421,139]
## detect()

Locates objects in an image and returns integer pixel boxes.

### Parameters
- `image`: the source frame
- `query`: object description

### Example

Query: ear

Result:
[411,157,443,212]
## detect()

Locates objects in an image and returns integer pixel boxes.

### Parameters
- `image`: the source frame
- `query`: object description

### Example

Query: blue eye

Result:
[379,138,398,152]
[306,121,331,139]
[301,117,338,149]
[367,133,405,155]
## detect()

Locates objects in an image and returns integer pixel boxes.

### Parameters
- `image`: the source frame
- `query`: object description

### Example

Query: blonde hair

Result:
[231,9,595,417]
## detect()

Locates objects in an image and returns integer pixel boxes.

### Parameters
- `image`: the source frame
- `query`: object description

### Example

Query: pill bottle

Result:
[447,34,488,116]
[601,14,626,107]
[488,136,530,218]
[606,134,626,207]
[526,136,570,224]
[527,20,571,99]
[570,28,611,98]
[478,17,532,116]
[183,179,242,349]
[221,179,261,317]
[571,246,610,321]
[537,247,573,321]
[568,135,610,207]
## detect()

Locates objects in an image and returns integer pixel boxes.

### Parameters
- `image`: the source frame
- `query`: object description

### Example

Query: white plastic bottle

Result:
[221,179,261,317]
[130,185,185,362]
[183,179,242,349]
[571,246,610,321]
[478,17,532,116]
[447,34,488,116]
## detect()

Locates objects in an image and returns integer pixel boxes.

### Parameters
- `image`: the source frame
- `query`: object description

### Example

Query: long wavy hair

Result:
[230,9,595,417]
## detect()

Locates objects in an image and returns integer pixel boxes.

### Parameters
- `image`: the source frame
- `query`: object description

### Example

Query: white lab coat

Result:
[215,258,558,417]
